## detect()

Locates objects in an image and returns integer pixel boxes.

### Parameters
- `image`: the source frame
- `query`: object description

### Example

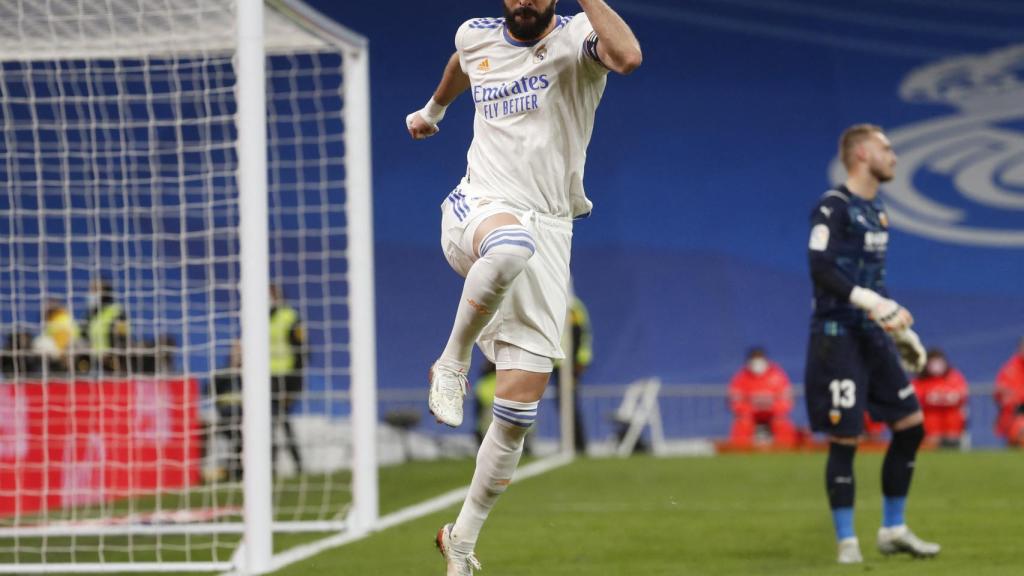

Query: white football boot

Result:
[877,525,940,558]
[436,523,482,576]
[428,363,468,427]
[837,537,863,564]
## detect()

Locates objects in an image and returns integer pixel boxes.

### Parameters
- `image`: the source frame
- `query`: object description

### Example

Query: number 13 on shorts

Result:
[829,379,856,425]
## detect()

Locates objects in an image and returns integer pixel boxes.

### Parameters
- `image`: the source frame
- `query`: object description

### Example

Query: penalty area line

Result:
[218,453,573,575]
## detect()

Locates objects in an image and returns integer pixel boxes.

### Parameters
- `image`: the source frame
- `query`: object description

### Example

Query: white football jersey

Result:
[455,13,608,219]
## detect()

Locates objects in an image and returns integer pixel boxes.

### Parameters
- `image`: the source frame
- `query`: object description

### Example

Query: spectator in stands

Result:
[728,347,796,448]
[270,285,305,474]
[994,337,1024,447]
[551,295,593,454]
[33,299,81,374]
[911,348,968,449]
[212,340,244,481]
[83,278,129,373]
[1,328,41,379]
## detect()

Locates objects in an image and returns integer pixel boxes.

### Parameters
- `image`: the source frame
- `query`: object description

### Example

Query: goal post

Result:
[0,0,375,573]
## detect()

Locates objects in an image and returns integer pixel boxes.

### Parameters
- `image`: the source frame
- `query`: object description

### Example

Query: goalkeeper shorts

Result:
[803,324,920,436]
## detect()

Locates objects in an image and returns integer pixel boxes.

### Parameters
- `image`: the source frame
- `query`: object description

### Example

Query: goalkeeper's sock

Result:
[881,424,924,527]
[438,225,535,369]
[827,442,857,540]
[882,496,907,529]
[832,507,855,541]
[450,398,537,554]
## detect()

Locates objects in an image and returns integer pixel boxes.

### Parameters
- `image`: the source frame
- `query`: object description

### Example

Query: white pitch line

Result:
[219,453,573,576]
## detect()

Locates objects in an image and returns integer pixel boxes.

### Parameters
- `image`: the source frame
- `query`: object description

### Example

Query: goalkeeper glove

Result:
[892,328,926,373]
[849,286,914,333]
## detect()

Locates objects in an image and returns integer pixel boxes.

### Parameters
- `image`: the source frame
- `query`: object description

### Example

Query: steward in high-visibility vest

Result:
[552,296,593,453]
[270,304,303,377]
[84,279,128,373]
[269,285,305,474]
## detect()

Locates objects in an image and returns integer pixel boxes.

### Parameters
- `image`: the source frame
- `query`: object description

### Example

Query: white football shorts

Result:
[439,181,571,369]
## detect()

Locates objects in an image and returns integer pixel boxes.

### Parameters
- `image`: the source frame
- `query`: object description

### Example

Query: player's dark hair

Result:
[839,123,883,169]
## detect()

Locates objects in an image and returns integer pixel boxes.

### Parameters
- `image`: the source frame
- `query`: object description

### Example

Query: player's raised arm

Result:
[578,0,642,75]
[407,52,471,140]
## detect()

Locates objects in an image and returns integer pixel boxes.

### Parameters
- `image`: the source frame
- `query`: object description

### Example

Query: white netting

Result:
[0,0,364,570]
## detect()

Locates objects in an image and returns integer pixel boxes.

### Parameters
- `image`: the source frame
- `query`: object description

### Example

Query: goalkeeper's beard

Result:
[504,3,556,41]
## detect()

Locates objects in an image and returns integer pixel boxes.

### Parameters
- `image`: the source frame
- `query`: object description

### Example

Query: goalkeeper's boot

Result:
[428,362,468,427]
[436,523,482,576]
[837,537,863,564]
[877,525,940,558]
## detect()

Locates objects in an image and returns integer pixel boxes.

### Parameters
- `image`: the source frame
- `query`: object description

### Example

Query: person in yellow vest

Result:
[33,300,81,374]
[84,278,129,373]
[473,361,498,446]
[552,296,594,454]
[270,285,305,474]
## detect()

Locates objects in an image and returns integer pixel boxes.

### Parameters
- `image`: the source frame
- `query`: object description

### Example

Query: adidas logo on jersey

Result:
[477,58,490,72]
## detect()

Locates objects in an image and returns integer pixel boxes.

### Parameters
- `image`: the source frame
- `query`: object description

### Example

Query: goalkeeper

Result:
[804,124,939,564]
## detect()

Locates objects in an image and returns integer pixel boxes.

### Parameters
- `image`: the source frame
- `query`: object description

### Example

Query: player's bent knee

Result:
[476,225,535,282]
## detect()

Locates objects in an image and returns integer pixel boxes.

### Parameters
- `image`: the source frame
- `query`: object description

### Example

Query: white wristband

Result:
[849,286,882,311]
[419,97,447,127]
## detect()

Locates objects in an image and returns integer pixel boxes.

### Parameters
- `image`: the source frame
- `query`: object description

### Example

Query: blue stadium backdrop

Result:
[338,0,1024,446]
[2,1,1022,446]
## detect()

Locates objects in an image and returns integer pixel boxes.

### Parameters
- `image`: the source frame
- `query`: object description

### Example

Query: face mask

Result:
[926,359,947,376]
[747,358,768,375]
[87,293,100,308]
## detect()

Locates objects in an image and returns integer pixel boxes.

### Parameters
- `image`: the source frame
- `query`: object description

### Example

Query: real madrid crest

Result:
[533,44,548,63]
[878,212,889,229]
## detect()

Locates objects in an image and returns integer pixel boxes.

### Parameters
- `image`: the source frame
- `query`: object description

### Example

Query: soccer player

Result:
[406,1,641,573]
[805,124,939,564]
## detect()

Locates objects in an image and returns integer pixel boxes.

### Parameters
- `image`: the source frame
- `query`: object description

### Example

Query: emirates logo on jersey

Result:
[477,58,490,73]
[533,44,548,63]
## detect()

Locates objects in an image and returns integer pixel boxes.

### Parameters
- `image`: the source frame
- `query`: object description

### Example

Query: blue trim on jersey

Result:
[468,17,505,30]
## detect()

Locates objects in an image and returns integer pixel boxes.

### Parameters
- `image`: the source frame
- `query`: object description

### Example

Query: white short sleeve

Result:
[454,20,472,72]
[564,14,607,73]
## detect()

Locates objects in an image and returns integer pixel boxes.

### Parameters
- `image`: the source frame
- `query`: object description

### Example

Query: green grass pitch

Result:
[283,451,1022,576]
[9,451,1021,574]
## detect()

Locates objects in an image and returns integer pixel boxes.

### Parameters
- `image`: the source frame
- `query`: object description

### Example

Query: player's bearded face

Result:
[504,1,556,41]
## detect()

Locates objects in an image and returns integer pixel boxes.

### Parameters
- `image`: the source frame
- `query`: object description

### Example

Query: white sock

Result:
[450,397,538,553]
[438,225,534,369]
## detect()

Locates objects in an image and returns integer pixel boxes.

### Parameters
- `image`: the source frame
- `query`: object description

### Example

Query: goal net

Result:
[0,0,375,572]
